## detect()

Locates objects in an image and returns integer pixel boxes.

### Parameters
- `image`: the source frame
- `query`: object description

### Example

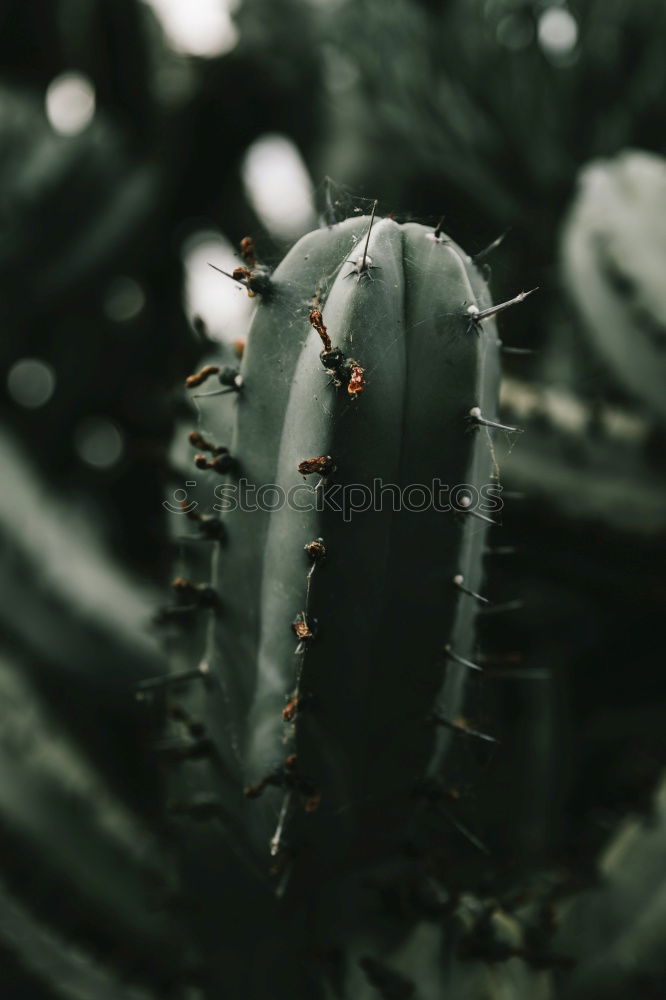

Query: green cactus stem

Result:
[163,214,515,882]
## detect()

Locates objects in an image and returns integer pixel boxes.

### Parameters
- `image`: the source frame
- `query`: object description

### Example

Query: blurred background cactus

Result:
[1,0,665,996]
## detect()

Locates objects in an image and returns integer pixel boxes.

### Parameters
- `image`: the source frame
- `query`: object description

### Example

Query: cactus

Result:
[562,150,666,424]
[2,204,661,998]
[150,211,559,997]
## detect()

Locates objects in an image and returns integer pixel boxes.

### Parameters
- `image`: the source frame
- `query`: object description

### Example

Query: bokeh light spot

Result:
[7,359,56,409]
[45,72,96,136]
[182,229,256,345]
[75,417,124,469]
[242,134,317,242]
[104,277,146,323]
[538,7,578,58]
[143,0,239,57]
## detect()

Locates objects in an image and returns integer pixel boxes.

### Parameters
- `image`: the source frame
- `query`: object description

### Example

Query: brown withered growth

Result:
[297,455,335,477]
[239,236,257,268]
[188,431,226,455]
[184,365,220,389]
[309,308,332,353]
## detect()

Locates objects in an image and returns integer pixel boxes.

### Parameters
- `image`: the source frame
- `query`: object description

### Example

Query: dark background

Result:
[0,0,664,994]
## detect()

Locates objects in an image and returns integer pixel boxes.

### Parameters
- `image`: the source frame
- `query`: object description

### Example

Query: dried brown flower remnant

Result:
[244,777,272,800]
[297,455,335,477]
[239,236,257,268]
[232,265,253,283]
[292,615,314,641]
[309,308,332,353]
[184,365,220,389]
[304,538,326,562]
[194,453,236,474]
[282,696,300,722]
[188,431,226,455]
[347,362,367,397]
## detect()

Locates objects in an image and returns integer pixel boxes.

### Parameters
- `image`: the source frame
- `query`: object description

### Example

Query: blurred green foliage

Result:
[0,0,665,995]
